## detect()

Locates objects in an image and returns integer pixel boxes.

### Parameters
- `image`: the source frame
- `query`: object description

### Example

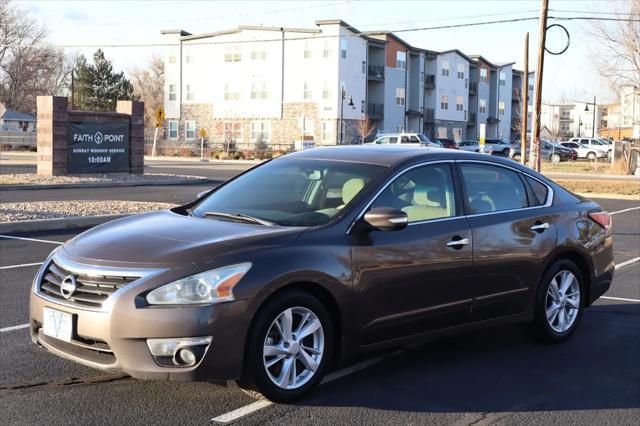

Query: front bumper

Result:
[29,255,253,382]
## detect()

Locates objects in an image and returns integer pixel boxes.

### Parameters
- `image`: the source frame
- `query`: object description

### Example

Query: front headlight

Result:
[146,263,252,305]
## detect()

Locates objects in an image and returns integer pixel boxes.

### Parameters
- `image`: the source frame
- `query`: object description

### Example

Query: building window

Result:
[340,39,347,59]
[251,45,268,60]
[223,122,242,143]
[499,101,505,116]
[250,121,271,142]
[168,84,177,101]
[322,82,331,100]
[168,55,176,64]
[185,84,194,101]
[480,68,488,84]
[479,98,487,114]
[396,88,405,106]
[185,121,196,140]
[323,40,332,58]
[224,45,242,62]
[168,120,178,139]
[224,83,240,101]
[304,41,313,59]
[251,82,269,100]
[456,96,463,112]
[362,60,366,74]
[322,121,332,141]
[457,63,464,79]
[300,116,314,136]
[452,128,462,142]
[397,51,406,70]
[438,127,447,139]
[441,61,449,77]
[528,77,534,91]
[499,71,506,86]
[440,94,449,110]
[361,100,365,113]
[303,81,312,100]
[185,55,194,64]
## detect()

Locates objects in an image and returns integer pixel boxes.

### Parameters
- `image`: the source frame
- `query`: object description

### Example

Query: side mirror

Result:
[363,207,408,231]
[197,190,210,199]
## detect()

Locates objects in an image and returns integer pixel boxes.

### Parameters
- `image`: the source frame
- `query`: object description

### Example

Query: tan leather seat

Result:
[316,178,365,217]
[402,185,448,222]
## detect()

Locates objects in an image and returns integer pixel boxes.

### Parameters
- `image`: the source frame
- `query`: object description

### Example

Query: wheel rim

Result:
[545,270,581,333]
[552,154,560,163]
[263,307,324,390]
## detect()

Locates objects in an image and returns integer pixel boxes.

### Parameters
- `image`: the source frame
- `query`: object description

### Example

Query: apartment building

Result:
[160,20,528,147]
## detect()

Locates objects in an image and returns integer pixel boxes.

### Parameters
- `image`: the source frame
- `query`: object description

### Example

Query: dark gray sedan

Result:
[30,146,614,402]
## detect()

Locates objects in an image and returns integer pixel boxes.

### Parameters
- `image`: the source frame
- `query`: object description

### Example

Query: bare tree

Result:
[130,55,164,127]
[590,0,640,88]
[0,0,71,114]
[354,116,376,144]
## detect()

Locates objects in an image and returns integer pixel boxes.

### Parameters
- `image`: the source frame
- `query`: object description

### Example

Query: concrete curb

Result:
[575,192,640,201]
[144,156,263,165]
[0,177,211,191]
[0,214,128,234]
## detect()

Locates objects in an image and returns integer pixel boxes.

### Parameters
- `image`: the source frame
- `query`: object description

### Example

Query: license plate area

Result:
[42,307,73,342]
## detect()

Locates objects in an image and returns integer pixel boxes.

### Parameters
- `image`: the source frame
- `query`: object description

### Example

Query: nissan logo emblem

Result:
[60,275,77,299]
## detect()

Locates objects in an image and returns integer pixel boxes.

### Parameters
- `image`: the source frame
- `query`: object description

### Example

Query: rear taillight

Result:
[588,211,612,236]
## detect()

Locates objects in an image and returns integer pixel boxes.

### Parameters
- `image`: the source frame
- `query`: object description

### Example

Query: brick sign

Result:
[67,121,130,173]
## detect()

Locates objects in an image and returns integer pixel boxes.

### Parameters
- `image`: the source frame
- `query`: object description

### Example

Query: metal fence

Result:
[0,132,36,148]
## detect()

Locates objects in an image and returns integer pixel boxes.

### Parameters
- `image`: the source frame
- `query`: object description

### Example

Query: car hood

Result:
[62,210,303,266]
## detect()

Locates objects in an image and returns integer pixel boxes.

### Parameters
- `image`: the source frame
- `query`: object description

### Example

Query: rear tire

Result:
[587,152,596,160]
[551,153,561,163]
[512,153,522,161]
[237,290,333,402]
[533,259,585,343]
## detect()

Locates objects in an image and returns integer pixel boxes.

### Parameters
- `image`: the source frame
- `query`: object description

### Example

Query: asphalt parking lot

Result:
[1,198,638,425]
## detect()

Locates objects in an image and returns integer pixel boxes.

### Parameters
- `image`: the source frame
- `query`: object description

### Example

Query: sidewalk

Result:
[144,155,263,165]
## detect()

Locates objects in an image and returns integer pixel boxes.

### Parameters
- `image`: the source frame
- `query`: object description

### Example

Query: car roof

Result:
[281,145,522,167]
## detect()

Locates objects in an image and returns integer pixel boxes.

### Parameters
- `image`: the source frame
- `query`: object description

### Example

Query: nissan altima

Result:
[30,146,614,402]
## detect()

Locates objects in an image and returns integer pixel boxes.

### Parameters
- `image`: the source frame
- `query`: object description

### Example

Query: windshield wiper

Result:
[203,211,277,226]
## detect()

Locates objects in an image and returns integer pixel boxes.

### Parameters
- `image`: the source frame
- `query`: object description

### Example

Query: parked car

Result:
[559,141,608,160]
[30,146,613,402]
[434,138,459,149]
[368,132,441,148]
[458,139,511,156]
[567,138,611,155]
[510,139,575,163]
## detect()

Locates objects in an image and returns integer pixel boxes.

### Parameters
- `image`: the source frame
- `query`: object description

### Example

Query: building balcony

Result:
[424,108,435,123]
[367,102,384,120]
[425,74,435,90]
[559,115,572,121]
[487,116,500,125]
[367,65,385,81]
[467,112,476,126]
[469,81,477,95]
[406,107,422,117]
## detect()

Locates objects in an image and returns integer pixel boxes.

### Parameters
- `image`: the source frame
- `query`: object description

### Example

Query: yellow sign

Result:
[199,128,207,138]
[154,107,165,128]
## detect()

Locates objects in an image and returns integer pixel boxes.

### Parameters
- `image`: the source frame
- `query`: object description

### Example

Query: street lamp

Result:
[583,96,597,138]
[338,86,354,145]
[578,119,583,137]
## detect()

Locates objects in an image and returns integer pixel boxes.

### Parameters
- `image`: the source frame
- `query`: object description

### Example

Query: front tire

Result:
[534,260,585,342]
[587,152,597,160]
[238,290,333,402]
[551,153,561,163]
[512,153,522,161]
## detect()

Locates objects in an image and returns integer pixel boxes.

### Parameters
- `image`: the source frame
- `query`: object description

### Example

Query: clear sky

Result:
[22,0,621,103]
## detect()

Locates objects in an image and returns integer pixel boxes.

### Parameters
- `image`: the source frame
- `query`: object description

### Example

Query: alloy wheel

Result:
[545,270,581,333]
[551,153,561,163]
[262,307,324,390]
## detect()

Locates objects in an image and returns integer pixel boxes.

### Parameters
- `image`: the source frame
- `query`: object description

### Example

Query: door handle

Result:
[530,222,549,232]
[446,237,470,248]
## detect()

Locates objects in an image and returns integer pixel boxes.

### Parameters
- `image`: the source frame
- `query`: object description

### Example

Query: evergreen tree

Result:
[73,49,136,111]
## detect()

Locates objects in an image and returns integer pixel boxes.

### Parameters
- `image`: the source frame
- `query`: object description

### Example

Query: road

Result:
[0,199,638,425]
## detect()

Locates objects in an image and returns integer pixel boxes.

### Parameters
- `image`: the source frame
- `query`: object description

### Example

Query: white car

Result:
[457,140,493,154]
[568,138,611,156]
[560,142,608,160]
[367,133,441,148]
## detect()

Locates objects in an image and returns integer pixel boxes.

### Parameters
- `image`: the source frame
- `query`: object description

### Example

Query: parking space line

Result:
[0,323,29,333]
[0,235,63,245]
[601,296,640,303]
[611,206,640,215]
[0,262,43,271]
[616,256,640,270]
[211,352,399,424]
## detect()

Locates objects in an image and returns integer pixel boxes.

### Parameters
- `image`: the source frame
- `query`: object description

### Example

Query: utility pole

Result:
[521,32,529,166]
[591,96,596,138]
[530,0,549,172]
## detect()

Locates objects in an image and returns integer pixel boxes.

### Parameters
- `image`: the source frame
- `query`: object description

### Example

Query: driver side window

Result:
[370,164,456,223]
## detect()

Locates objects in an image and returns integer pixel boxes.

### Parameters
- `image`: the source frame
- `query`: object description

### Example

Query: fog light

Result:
[175,348,196,366]
[146,336,211,367]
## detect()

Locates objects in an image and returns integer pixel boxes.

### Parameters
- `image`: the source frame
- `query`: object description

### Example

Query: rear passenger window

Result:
[371,164,456,223]
[525,176,549,206]
[460,164,528,214]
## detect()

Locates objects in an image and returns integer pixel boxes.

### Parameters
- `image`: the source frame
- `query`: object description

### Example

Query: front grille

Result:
[38,259,139,308]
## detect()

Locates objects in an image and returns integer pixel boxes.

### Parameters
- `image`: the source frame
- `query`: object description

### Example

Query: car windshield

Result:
[191,158,385,227]
[417,134,432,143]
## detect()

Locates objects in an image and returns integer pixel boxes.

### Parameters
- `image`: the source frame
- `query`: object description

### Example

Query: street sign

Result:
[479,124,486,153]
[199,128,207,138]
[154,107,165,128]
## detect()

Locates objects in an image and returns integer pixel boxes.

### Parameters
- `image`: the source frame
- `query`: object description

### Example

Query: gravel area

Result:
[0,200,177,222]
[0,173,205,185]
